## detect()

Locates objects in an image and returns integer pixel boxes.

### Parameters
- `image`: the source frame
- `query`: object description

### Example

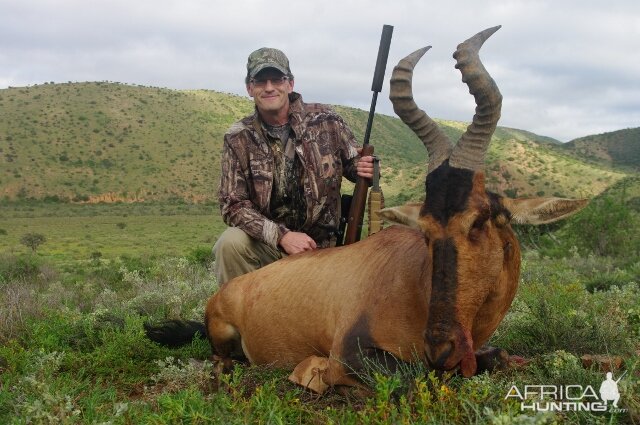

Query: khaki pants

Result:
[212,227,284,285]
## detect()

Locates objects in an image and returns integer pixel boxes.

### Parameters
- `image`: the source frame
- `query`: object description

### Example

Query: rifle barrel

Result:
[343,24,393,245]
[371,25,394,93]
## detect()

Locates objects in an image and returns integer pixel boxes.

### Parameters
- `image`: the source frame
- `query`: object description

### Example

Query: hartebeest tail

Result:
[146,27,587,394]
[143,320,205,348]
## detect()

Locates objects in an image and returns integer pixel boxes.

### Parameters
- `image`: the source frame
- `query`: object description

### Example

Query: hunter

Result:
[214,47,374,284]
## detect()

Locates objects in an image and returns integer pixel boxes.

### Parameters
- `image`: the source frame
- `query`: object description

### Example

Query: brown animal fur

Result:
[206,224,429,389]
[203,175,585,392]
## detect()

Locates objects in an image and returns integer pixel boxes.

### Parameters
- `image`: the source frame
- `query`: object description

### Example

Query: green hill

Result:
[0,82,635,205]
[562,127,640,170]
[0,82,253,203]
[591,175,640,211]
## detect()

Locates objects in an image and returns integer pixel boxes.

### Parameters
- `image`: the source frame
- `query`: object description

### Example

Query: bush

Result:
[547,195,640,259]
[186,246,214,266]
[90,251,102,264]
[20,232,46,253]
[583,269,635,293]
[492,272,639,357]
[0,254,58,342]
[0,253,43,282]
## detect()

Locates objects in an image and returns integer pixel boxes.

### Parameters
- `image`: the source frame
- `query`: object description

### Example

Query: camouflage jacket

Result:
[219,92,360,250]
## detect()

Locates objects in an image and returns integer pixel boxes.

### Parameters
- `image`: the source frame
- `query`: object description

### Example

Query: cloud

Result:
[1,0,638,141]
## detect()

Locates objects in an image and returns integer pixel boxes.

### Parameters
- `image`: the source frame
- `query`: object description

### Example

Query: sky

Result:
[1,0,639,142]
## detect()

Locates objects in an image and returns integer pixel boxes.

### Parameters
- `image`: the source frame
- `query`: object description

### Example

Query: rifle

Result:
[342,24,393,245]
[615,370,628,383]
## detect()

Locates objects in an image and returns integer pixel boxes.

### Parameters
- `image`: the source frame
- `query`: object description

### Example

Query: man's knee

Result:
[213,228,257,285]
[213,227,254,258]
[213,227,283,285]
[213,227,283,268]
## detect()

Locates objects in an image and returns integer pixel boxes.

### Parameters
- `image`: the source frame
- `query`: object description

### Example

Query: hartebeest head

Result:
[385,26,587,376]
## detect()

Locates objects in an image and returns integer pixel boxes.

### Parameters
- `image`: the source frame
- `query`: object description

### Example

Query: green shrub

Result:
[119,254,154,276]
[504,188,518,198]
[0,253,43,282]
[9,350,83,423]
[20,232,46,253]
[89,251,102,264]
[583,269,634,293]
[186,246,214,266]
[547,195,640,259]
[492,278,638,357]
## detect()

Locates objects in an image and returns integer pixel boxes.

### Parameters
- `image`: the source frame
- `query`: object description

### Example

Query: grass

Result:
[1,238,639,423]
[0,194,639,423]
[0,201,225,264]
[492,253,639,357]
[1,286,638,423]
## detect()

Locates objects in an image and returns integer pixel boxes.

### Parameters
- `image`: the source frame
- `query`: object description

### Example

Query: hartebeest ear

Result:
[502,197,589,225]
[379,203,422,228]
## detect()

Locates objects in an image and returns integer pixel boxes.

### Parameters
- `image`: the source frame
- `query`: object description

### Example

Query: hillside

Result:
[0,82,635,205]
[0,82,252,203]
[591,175,640,211]
[562,127,640,170]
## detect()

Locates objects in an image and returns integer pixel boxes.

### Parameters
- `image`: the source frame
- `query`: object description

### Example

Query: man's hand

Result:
[279,231,317,255]
[356,148,375,179]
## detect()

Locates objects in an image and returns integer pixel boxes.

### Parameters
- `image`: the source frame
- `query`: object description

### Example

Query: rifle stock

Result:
[344,144,375,244]
[343,24,393,245]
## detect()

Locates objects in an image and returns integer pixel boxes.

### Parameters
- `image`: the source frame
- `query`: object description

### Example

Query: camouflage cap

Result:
[246,47,293,80]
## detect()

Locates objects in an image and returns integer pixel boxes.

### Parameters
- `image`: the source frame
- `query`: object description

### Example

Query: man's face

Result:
[246,68,294,115]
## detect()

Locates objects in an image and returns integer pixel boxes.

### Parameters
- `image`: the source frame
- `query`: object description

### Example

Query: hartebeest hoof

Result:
[288,355,373,395]
[288,356,331,394]
[474,346,510,373]
[474,346,530,373]
[211,354,234,374]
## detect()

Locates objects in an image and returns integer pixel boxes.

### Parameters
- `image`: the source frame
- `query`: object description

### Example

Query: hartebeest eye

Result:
[468,209,490,242]
[472,214,488,230]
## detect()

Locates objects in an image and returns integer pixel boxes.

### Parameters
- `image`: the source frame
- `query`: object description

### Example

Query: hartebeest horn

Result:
[448,25,503,171]
[389,46,453,174]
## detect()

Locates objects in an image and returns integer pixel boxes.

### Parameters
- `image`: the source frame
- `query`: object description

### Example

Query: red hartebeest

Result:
[145,26,587,393]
